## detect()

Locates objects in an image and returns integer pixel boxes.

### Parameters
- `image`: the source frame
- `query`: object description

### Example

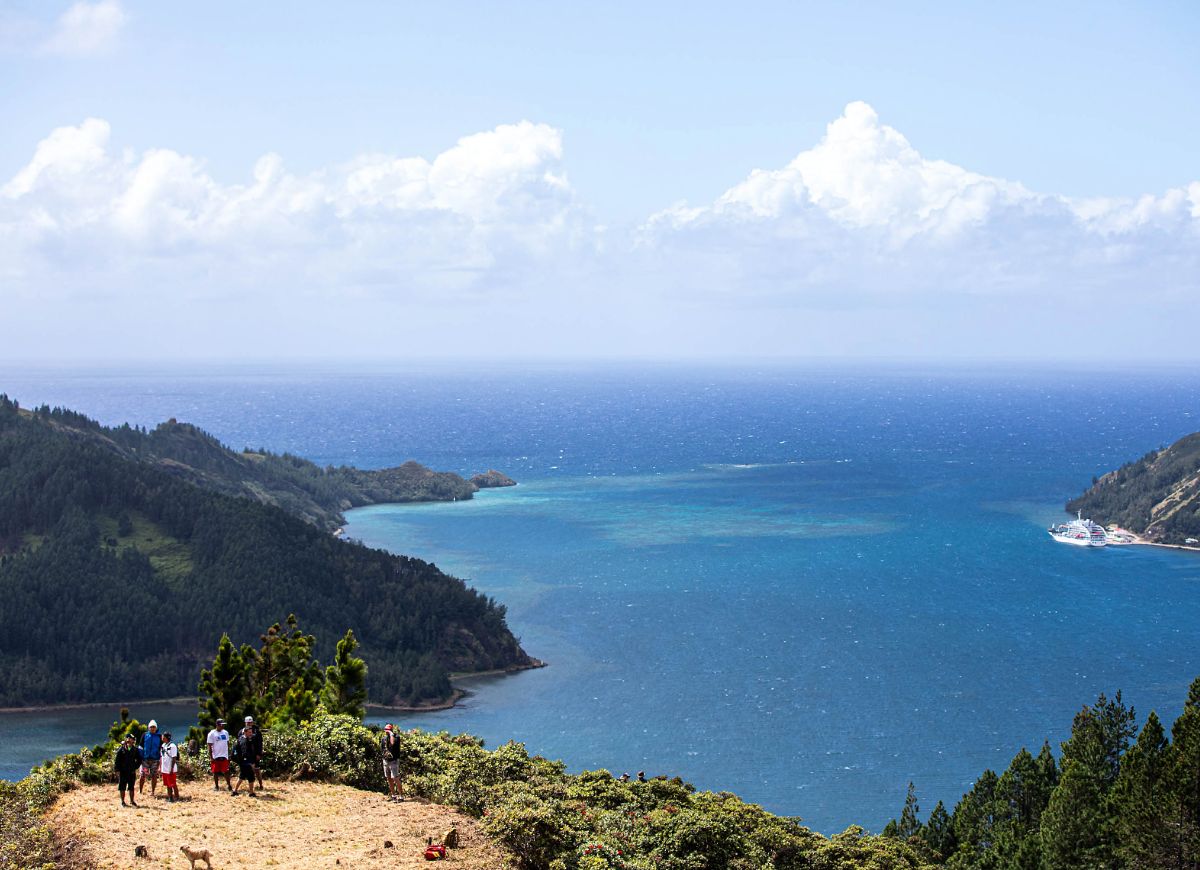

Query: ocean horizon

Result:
[1,362,1198,834]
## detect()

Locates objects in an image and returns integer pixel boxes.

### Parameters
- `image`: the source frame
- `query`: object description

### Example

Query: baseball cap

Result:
[216,718,225,725]
[244,716,254,723]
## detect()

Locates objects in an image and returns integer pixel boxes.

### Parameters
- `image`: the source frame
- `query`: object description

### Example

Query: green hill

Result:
[2,403,512,532]
[1066,431,1200,544]
[0,395,534,708]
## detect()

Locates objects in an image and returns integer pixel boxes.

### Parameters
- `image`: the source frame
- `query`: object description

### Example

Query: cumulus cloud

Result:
[0,118,589,301]
[642,101,1199,303]
[40,1,126,56]
[1,103,1197,360]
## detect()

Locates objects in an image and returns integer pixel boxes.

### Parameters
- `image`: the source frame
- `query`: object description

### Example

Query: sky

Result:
[1,0,1198,363]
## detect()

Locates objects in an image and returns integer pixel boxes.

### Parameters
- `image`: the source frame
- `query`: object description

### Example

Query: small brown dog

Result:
[441,827,459,849]
[180,845,212,870]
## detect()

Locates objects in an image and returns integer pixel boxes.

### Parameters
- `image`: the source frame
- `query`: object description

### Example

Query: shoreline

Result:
[0,661,546,716]
[0,696,194,715]
[1108,526,1200,553]
[371,659,548,713]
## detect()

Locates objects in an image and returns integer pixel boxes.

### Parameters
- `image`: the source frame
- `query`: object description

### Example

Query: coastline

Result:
[0,696,194,715]
[0,661,547,716]
[1109,526,1200,553]
[371,659,548,713]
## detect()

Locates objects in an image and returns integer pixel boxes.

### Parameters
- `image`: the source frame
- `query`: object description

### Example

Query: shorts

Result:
[211,757,230,774]
[383,758,400,778]
[237,760,255,780]
[161,772,177,788]
[118,771,136,790]
[141,760,160,776]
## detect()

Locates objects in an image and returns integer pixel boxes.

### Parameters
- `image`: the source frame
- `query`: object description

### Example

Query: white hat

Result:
[245,716,254,723]
[148,720,158,728]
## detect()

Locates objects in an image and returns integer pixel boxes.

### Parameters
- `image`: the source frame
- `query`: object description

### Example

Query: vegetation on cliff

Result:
[11,674,1200,868]
[0,395,533,708]
[0,399,510,533]
[1066,431,1200,544]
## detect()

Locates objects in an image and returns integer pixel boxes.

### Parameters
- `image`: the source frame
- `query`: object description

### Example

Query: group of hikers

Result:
[114,716,408,805]
[113,716,264,805]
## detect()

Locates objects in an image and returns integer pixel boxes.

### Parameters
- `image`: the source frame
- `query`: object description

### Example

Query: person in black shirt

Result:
[114,734,141,807]
[380,723,404,801]
[230,725,258,797]
[239,716,264,789]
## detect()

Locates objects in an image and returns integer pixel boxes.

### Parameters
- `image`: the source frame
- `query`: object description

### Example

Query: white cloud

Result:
[642,101,1200,303]
[0,117,589,301]
[1,104,1197,361]
[40,1,127,56]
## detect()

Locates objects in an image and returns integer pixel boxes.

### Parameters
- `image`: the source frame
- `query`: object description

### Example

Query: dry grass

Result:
[50,780,513,869]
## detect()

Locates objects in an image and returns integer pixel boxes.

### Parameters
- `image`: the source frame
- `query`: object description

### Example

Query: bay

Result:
[2,362,1199,833]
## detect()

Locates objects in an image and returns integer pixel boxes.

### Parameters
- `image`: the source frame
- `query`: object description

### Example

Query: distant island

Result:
[1067,431,1200,546]
[0,395,533,709]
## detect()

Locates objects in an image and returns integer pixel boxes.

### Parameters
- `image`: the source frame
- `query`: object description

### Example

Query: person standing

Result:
[240,716,264,789]
[379,723,404,801]
[160,731,181,802]
[114,734,141,807]
[139,720,163,796]
[230,725,257,797]
[206,718,232,791]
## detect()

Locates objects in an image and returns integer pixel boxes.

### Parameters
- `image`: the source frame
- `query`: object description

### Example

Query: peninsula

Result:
[1066,430,1200,546]
[0,395,532,710]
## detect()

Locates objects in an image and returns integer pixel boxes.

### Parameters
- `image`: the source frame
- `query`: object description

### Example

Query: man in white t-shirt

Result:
[206,718,232,791]
[160,731,181,802]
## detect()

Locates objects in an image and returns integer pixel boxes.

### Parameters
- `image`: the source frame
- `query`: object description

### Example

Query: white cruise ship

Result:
[1048,511,1108,547]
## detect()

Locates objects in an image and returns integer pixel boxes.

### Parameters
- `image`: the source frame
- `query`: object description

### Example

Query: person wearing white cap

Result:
[239,715,264,789]
[139,720,162,797]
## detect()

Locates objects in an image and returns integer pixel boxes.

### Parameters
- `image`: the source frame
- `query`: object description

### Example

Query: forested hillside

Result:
[0,401,512,532]
[0,395,534,707]
[1067,431,1200,544]
[880,680,1200,869]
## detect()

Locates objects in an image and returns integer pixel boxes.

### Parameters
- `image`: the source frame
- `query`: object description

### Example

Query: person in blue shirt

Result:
[139,720,163,797]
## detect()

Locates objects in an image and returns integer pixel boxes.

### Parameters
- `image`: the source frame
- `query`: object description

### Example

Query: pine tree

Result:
[922,800,955,860]
[321,629,367,719]
[197,633,250,729]
[1170,677,1200,868]
[1111,711,1177,869]
[898,781,923,839]
[247,614,324,725]
[949,768,999,865]
[1040,692,1136,869]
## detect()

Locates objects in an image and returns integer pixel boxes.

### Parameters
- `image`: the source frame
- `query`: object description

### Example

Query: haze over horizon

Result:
[2,1,1198,364]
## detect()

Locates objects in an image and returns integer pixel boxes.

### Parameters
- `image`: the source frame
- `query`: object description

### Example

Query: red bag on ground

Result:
[424,843,447,860]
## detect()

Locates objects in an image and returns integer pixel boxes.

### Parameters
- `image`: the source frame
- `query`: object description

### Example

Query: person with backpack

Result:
[114,734,141,807]
[379,723,404,802]
[139,720,163,796]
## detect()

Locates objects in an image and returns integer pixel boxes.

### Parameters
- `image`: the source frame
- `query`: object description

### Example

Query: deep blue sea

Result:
[2,362,1199,834]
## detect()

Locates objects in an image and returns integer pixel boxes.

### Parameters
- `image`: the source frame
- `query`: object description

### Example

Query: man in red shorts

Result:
[206,718,232,790]
[160,730,181,802]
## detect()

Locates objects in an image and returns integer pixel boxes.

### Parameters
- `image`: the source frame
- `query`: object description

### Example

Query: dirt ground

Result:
[50,780,513,869]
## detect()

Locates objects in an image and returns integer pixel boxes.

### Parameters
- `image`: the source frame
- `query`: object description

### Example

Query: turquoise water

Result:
[2,364,1199,833]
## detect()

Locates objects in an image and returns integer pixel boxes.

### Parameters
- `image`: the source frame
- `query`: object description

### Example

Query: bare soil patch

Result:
[50,781,512,869]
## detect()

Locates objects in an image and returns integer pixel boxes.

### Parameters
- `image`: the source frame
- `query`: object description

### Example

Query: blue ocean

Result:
[2,363,1199,834]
